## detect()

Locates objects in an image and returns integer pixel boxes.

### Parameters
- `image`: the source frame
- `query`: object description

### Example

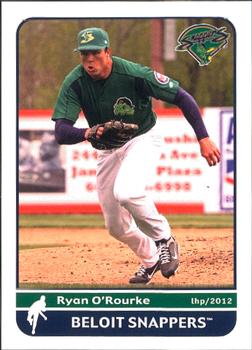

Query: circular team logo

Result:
[154,71,170,85]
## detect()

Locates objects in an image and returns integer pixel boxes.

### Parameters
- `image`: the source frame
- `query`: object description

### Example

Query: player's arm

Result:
[136,67,220,166]
[173,87,221,166]
[55,119,104,145]
[39,311,47,320]
[55,119,86,144]
[52,81,93,144]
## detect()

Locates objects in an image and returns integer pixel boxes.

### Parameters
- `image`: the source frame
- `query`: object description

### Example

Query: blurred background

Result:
[18,18,234,110]
[18,18,234,219]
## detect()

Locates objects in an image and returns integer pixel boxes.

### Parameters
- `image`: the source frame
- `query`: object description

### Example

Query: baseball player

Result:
[52,27,220,284]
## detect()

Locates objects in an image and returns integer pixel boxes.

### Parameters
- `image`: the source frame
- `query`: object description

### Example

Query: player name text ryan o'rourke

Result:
[57,295,150,306]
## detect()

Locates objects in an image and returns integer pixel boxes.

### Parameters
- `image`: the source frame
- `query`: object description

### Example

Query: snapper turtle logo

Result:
[176,23,230,66]
[113,97,135,117]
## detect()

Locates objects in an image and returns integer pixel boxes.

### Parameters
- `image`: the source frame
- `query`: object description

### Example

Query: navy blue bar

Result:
[17,310,236,337]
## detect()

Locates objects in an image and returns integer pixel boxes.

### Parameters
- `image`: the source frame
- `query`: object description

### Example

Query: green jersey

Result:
[52,56,179,136]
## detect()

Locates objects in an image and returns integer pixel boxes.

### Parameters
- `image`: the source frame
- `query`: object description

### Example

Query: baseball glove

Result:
[87,120,139,150]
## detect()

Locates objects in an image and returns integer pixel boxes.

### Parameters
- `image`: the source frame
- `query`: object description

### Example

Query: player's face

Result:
[80,48,112,80]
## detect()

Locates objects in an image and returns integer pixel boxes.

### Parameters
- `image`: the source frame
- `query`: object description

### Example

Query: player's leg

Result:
[96,150,160,280]
[113,128,179,279]
[113,129,170,241]
[32,313,38,335]
[27,312,33,326]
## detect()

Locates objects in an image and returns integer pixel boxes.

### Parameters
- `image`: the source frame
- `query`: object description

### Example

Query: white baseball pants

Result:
[96,124,171,268]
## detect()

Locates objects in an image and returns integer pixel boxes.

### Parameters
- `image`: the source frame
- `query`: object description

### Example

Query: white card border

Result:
[2,1,252,349]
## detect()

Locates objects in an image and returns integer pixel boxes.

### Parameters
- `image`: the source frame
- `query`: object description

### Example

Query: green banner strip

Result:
[16,292,237,308]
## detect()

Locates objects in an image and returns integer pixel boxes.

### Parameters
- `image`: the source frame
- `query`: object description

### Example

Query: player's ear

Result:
[105,47,112,56]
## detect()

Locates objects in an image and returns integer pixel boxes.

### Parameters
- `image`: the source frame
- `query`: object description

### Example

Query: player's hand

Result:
[85,127,104,140]
[199,137,221,166]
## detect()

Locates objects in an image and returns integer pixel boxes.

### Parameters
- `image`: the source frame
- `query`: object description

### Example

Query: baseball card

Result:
[1,1,252,350]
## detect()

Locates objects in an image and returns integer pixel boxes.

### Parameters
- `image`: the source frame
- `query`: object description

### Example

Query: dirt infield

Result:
[19,227,234,288]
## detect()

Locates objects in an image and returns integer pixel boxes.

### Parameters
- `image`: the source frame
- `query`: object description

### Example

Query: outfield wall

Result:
[18,108,234,214]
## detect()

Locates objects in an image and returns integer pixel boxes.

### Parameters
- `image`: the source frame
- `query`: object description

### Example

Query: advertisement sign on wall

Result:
[220,110,234,211]
[18,108,233,214]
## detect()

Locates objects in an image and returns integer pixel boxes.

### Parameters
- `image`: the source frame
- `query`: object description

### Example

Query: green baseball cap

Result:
[74,27,110,52]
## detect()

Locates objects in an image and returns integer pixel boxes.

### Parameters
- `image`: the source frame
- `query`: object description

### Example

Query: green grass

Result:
[167,214,233,228]
[19,214,105,228]
[19,243,69,250]
[19,213,233,228]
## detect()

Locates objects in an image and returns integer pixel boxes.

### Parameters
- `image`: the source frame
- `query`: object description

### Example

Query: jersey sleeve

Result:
[52,81,81,123]
[137,65,180,104]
